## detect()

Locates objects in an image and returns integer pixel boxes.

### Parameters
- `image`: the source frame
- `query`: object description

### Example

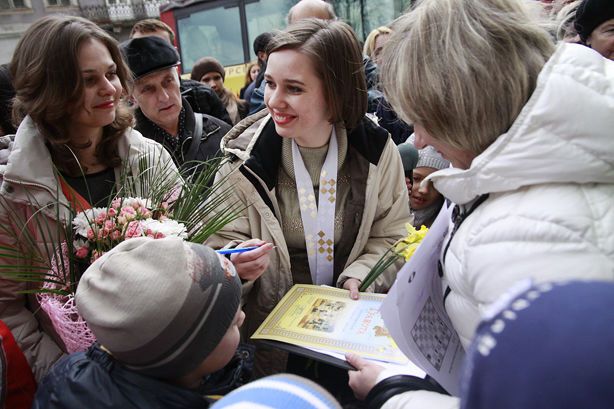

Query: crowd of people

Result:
[0,0,612,408]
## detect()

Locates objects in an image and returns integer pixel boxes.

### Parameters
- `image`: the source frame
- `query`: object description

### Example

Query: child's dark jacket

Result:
[33,344,212,409]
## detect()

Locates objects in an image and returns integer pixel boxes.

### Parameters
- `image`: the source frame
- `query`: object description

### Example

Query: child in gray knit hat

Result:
[33,237,244,409]
[405,135,450,228]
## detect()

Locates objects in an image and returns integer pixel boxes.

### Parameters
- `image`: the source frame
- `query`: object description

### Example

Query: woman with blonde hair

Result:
[206,18,410,378]
[240,62,260,100]
[0,15,177,381]
[347,0,614,407]
[363,26,392,65]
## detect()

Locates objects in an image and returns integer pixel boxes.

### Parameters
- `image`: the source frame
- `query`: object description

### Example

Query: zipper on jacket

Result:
[204,125,221,141]
[440,194,489,303]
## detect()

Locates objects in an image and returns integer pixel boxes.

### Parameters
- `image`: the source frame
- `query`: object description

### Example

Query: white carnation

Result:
[141,218,187,239]
[72,207,107,237]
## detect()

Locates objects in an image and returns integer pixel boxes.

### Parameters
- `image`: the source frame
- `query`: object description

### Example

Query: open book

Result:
[251,284,424,377]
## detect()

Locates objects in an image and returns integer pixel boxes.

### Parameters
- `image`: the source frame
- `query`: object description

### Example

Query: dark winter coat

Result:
[33,345,213,409]
[135,97,231,180]
[181,78,232,126]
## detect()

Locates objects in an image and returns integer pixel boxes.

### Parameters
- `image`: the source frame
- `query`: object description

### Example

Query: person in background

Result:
[246,32,274,113]
[130,19,232,125]
[363,26,392,66]
[347,0,614,406]
[409,144,449,228]
[206,18,409,381]
[396,142,419,207]
[286,0,336,23]
[462,280,614,409]
[1,15,178,382]
[574,0,614,60]
[0,64,16,136]
[555,0,581,42]
[121,36,230,178]
[240,62,260,100]
[33,238,245,409]
[192,57,248,125]
[362,26,414,145]
[0,64,16,164]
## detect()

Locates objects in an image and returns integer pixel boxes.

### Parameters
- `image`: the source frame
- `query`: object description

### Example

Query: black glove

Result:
[366,374,447,409]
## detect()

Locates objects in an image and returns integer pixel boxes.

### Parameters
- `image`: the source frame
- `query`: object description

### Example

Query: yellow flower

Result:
[394,224,429,261]
[360,224,429,291]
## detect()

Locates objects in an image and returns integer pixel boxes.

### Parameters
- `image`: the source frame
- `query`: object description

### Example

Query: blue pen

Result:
[215,246,260,255]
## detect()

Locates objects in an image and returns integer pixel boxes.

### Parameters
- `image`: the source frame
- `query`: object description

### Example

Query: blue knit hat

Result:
[211,374,341,409]
[461,280,614,409]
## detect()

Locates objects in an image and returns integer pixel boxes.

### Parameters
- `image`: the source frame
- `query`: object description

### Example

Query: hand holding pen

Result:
[221,239,274,281]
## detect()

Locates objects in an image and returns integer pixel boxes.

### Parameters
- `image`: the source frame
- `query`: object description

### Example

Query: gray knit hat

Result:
[416,145,450,170]
[76,237,241,379]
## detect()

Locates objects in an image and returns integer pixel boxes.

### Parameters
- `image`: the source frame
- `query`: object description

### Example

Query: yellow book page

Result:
[251,285,408,364]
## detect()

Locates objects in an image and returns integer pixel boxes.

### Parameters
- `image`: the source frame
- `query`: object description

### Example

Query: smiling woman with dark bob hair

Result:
[206,18,411,377]
[346,0,614,407]
[0,15,177,382]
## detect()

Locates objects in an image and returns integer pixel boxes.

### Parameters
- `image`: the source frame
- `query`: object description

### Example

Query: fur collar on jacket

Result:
[221,111,390,190]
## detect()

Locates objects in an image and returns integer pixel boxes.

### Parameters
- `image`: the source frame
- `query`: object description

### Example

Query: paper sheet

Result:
[381,204,465,396]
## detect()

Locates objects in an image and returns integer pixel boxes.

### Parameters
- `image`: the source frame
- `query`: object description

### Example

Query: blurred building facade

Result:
[0,0,164,64]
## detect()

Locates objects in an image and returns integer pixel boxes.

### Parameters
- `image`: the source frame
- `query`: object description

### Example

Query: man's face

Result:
[132,67,182,133]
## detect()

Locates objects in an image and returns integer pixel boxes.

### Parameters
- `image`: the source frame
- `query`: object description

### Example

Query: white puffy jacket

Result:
[382,43,614,409]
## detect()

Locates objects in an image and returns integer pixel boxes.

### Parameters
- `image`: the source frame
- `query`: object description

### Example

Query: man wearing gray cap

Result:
[33,238,245,408]
[121,36,231,179]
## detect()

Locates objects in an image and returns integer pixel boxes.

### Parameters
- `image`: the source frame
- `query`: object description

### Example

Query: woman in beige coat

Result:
[206,19,411,377]
[0,15,177,381]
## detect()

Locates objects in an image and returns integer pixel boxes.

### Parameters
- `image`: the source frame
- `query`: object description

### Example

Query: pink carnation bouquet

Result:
[38,197,189,352]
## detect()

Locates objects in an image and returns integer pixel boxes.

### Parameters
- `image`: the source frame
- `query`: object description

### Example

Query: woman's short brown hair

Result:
[381,0,554,155]
[266,19,367,130]
[10,15,133,175]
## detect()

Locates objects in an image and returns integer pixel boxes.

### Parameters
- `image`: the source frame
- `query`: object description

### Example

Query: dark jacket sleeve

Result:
[200,114,231,160]
[366,375,448,409]
[33,347,212,409]
[180,79,233,126]
[248,80,267,115]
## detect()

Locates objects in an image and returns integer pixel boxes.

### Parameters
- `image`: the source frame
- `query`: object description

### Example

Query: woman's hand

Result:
[347,353,385,401]
[230,239,274,281]
[343,278,361,300]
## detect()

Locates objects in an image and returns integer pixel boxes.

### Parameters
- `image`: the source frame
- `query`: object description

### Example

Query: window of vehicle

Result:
[176,1,244,72]
[245,0,291,60]
[0,0,29,9]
